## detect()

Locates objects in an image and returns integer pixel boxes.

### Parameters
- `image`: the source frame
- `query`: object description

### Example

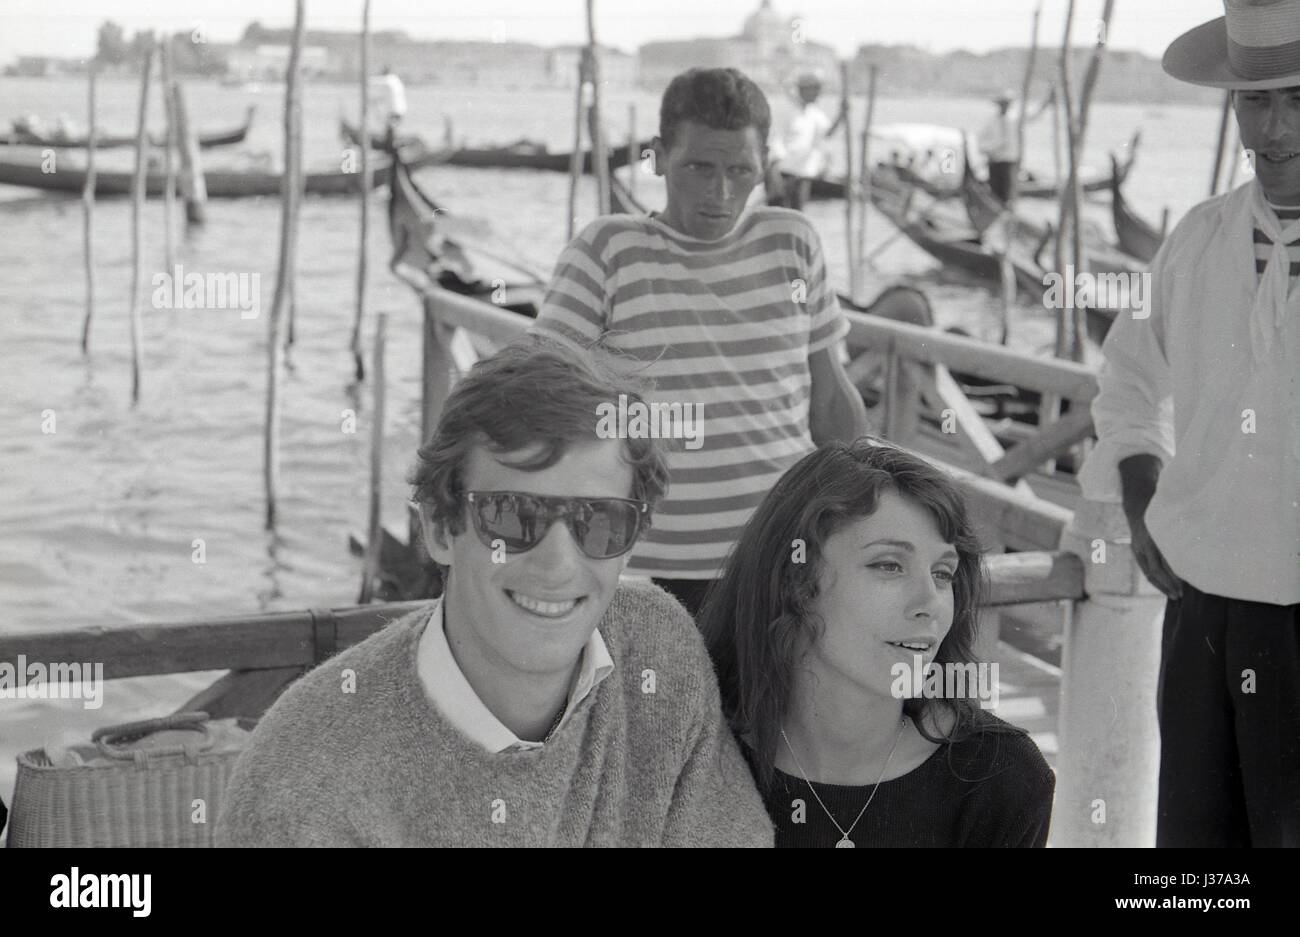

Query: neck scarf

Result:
[1247,181,1300,361]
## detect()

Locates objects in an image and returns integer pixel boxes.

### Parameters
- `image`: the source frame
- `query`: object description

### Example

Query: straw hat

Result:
[1163,0,1300,90]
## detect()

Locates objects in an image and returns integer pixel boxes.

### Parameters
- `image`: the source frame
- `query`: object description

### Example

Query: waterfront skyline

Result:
[2,0,1225,68]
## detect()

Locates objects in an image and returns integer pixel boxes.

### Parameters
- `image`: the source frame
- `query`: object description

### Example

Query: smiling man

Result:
[534,67,869,617]
[1079,0,1300,847]
[216,338,773,847]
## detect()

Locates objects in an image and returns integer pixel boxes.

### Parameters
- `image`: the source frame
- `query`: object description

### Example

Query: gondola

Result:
[795,151,1133,205]
[871,184,1121,343]
[1015,135,1140,200]
[1110,154,1165,263]
[5,106,257,150]
[0,146,447,198]
[341,117,652,175]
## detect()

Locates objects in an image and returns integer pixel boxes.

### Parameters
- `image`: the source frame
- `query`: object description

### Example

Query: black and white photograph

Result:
[0,0,1296,880]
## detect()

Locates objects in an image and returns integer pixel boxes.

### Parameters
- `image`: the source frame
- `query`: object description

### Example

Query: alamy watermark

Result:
[890,654,1000,710]
[0,656,104,709]
[1042,264,1150,319]
[50,868,151,917]
[595,394,704,450]
[151,264,261,319]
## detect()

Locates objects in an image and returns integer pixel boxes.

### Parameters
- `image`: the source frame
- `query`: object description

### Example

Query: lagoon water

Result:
[0,75,1231,803]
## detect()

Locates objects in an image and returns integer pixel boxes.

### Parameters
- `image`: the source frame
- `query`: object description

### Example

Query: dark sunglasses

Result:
[464,491,650,559]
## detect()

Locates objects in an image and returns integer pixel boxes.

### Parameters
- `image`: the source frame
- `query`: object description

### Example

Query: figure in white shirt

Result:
[976,88,1052,202]
[1081,0,1300,849]
[767,72,845,211]
[369,65,407,148]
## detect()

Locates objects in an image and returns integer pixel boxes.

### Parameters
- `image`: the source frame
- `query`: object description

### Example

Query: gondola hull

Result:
[340,118,652,174]
[0,153,440,198]
[6,106,257,151]
[1110,155,1164,263]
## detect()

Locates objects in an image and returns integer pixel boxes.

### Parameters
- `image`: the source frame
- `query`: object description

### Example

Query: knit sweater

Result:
[743,712,1055,847]
[215,580,774,847]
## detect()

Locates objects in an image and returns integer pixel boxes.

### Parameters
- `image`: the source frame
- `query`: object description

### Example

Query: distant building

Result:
[225,44,330,81]
[638,0,838,92]
[547,45,638,88]
[7,56,76,77]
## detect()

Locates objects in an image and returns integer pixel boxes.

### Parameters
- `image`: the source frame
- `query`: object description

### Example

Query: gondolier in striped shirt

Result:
[532,67,869,616]
[1079,0,1300,847]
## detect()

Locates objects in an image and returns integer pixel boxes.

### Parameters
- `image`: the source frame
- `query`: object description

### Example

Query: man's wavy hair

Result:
[659,67,772,151]
[698,438,1018,794]
[408,335,670,543]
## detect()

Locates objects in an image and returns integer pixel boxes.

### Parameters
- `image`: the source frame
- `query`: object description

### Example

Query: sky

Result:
[1,0,1228,66]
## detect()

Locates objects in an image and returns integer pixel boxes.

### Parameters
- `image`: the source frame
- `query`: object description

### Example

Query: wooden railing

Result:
[0,551,1083,684]
[3,282,1158,846]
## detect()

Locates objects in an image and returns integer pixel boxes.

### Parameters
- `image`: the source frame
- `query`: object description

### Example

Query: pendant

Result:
[835,835,855,848]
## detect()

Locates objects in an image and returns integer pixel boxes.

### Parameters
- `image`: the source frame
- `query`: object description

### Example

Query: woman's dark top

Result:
[741,711,1055,847]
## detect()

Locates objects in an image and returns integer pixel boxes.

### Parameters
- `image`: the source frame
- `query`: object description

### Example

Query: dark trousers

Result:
[1156,582,1300,847]
[651,577,715,619]
[987,160,1018,203]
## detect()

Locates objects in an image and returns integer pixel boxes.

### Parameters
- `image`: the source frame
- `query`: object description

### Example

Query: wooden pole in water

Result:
[627,102,637,200]
[171,78,207,224]
[127,45,155,405]
[566,53,587,240]
[358,311,388,604]
[264,0,306,530]
[585,0,611,215]
[999,2,1041,347]
[81,58,97,355]
[160,37,177,272]
[1066,0,1115,363]
[841,61,858,303]
[1209,90,1232,196]
[1051,83,1063,187]
[854,63,878,286]
[351,0,372,382]
[1014,3,1042,199]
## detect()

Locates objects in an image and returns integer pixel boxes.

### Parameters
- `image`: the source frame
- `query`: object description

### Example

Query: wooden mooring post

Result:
[1054,499,1162,846]
[171,77,207,224]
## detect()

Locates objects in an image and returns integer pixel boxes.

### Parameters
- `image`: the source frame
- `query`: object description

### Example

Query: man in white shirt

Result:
[1080,0,1300,847]
[767,72,845,211]
[977,89,1052,202]
[369,65,407,146]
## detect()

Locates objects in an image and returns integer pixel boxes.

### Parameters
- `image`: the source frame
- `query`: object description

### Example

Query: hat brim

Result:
[1163,17,1300,90]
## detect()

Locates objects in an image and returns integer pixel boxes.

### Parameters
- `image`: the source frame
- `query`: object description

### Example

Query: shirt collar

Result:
[418,597,614,754]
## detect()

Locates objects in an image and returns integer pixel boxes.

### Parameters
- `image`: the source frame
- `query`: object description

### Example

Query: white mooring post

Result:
[1053,498,1163,847]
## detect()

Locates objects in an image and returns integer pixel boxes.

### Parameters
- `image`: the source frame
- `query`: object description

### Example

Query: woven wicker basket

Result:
[6,711,251,848]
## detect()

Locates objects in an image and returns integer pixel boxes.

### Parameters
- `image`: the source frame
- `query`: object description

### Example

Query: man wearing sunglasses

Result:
[534,67,869,617]
[217,338,773,847]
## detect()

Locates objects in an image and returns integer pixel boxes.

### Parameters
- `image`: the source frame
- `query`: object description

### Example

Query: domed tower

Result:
[741,0,791,60]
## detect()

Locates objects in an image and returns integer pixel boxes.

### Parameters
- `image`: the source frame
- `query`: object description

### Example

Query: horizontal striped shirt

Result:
[1253,202,1300,285]
[532,207,848,578]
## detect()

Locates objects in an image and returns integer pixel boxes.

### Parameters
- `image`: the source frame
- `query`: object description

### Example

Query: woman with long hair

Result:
[699,438,1054,847]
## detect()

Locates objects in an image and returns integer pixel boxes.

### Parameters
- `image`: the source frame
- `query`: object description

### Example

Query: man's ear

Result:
[651,136,668,178]
[417,502,455,567]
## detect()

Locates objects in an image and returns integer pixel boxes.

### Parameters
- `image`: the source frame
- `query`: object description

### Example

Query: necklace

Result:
[780,716,907,848]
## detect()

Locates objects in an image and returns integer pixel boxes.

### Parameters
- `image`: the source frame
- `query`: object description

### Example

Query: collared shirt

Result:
[978,107,1022,163]
[416,598,614,753]
[368,73,407,119]
[1079,180,1300,606]
[772,102,834,179]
